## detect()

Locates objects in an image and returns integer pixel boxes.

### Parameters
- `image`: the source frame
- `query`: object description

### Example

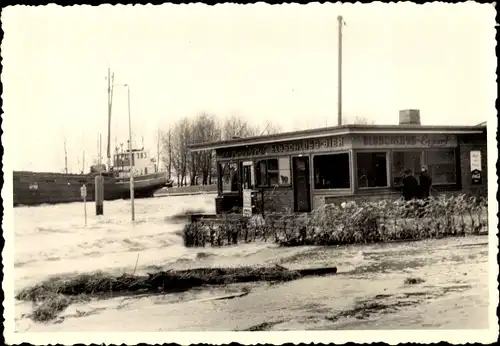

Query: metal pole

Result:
[83,185,87,226]
[127,85,135,222]
[99,133,102,165]
[337,15,343,126]
[107,69,114,171]
[157,128,160,173]
[64,138,68,174]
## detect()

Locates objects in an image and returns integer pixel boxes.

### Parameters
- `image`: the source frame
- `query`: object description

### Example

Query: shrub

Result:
[182,194,488,247]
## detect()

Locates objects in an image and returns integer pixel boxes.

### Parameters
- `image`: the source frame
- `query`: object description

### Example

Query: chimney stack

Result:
[399,109,421,125]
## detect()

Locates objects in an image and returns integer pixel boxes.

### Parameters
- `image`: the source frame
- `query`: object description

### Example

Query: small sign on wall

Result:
[470,150,482,185]
[243,189,252,217]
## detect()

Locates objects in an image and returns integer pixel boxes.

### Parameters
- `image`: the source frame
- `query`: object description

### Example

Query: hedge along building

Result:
[188,110,487,215]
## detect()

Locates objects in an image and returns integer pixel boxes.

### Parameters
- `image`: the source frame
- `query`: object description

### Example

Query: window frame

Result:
[390,148,458,187]
[422,148,458,186]
[278,157,292,186]
[312,151,352,191]
[355,150,390,189]
[255,156,292,188]
[391,149,425,187]
[218,160,240,195]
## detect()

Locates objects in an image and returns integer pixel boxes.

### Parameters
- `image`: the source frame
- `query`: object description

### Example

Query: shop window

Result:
[278,157,291,185]
[392,151,422,186]
[219,162,239,193]
[425,149,456,185]
[268,159,279,185]
[256,157,291,187]
[357,152,388,188]
[313,153,350,189]
[256,160,267,186]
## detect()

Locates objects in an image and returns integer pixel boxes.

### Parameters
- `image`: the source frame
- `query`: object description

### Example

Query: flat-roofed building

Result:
[188,110,487,215]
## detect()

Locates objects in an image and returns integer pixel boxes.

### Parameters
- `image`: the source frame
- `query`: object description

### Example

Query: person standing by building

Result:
[419,165,432,199]
[402,169,418,201]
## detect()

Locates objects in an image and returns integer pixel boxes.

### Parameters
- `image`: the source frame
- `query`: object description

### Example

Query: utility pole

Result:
[82,151,85,174]
[106,67,114,171]
[157,128,161,172]
[99,133,102,165]
[168,126,172,180]
[64,138,68,174]
[337,15,345,127]
[126,84,135,222]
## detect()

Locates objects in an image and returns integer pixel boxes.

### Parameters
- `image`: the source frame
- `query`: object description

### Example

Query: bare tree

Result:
[342,116,374,125]
[189,113,220,185]
[160,126,173,180]
[163,114,283,187]
[169,118,191,186]
[221,115,261,140]
[167,127,172,180]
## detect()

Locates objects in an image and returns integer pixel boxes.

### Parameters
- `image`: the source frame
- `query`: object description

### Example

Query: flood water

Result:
[13,194,491,332]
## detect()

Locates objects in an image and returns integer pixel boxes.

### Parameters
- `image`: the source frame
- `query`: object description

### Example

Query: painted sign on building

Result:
[470,150,482,185]
[358,134,457,148]
[217,136,347,160]
[243,189,252,217]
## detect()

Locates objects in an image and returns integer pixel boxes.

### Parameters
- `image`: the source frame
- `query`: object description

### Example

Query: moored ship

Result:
[13,68,170,207]
[13,147,169,207]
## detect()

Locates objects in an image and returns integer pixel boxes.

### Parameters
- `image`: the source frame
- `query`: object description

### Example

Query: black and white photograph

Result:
[1,2,498,344]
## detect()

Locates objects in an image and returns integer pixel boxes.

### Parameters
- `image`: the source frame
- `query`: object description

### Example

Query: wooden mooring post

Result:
[95,174,104,215]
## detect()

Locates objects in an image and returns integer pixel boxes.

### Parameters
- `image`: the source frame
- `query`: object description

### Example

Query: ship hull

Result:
[13,171,169,207]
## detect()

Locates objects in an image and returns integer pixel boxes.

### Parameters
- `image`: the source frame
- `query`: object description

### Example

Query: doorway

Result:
[292,156,311,212]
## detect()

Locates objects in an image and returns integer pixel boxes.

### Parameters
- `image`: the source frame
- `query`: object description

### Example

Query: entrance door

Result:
[292,156,311,212]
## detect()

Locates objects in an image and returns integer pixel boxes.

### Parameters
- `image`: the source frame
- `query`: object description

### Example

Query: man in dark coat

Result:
[419,165,432,199]
[402,169,418,201]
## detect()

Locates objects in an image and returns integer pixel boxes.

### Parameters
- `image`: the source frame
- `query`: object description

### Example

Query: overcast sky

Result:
[2,2,496,172]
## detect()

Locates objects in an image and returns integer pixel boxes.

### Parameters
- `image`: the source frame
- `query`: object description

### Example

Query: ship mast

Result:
[106,67,115,171]
[64,138,68,174]
[157,128,160,172]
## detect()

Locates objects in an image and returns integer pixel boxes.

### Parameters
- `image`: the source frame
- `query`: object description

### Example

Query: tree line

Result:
[160,114,282,187]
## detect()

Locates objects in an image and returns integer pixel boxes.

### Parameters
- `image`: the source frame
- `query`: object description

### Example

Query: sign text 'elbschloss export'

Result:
[218,136,345,159]
[361,134,456,148]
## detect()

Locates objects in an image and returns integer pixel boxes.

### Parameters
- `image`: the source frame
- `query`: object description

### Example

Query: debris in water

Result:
[16,265,338,322]
[404,277,426,285]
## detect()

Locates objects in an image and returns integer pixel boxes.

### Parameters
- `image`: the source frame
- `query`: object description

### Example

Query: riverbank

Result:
[12,194,494,337]
[15,235,490,332]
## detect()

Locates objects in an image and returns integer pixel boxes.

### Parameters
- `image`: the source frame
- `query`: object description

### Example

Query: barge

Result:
[13,147,169,206]
[13,68,170,207]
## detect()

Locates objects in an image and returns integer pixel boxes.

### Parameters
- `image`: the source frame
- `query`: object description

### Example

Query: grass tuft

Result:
[31,294,72,322]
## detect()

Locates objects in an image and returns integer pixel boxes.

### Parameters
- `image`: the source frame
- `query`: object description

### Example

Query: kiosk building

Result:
[188,110,487,215]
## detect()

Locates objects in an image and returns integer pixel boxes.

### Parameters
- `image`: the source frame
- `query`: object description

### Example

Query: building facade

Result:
[189,112,487,215]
